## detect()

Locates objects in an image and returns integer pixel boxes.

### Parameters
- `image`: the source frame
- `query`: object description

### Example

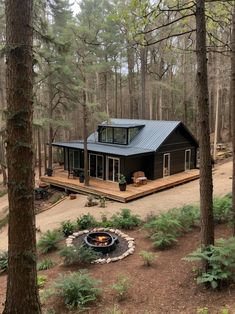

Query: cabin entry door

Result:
[163,153,170,177]
[185,149,191,171]
[89,154,104,179]
[106,157,120,182]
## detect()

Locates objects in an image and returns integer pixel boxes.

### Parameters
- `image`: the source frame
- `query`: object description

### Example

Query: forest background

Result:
[0,0,233,173]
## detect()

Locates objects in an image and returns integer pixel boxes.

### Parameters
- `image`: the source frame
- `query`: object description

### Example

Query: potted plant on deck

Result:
[118,174,127,191]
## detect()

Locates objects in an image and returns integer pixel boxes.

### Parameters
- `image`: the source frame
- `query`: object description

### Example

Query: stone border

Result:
[65,227,135,264]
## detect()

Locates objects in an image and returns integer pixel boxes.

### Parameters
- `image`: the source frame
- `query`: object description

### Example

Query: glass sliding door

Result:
[106,157,120,182]
[185,149,191,171]
[89,154,104,179]
[163,153,170,177]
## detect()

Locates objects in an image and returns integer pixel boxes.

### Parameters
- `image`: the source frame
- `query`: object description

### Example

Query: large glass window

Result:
[99,127,128,145]
[129,127,141,142]
[113,128,127,144]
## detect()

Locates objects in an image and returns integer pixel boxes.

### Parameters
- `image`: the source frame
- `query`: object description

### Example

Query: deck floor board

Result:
[40,168,199,203]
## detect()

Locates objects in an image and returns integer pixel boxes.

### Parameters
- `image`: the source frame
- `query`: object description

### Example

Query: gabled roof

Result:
[53,119,198,157]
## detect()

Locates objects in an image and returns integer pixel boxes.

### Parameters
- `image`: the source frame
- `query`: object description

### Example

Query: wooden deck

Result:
[40,168,199,203]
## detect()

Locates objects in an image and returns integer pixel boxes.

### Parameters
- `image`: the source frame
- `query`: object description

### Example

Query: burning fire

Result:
[96,235,109,243]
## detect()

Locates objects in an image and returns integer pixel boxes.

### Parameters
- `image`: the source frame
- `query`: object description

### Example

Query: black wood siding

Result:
[123,154,155,183]
[153,125,198,179]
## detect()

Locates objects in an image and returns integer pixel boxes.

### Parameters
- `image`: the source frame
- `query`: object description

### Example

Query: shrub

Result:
[37,230,62,254]
[184,237,235,289]
[145,211,182,236]
[60,220,76,237]
[77,213,97,230]
[37,275,47,288]
[151,231,178,249]
[59,244,100,266]
[213,195,232,224]
[139,250,157,266]
[173,205,200,231]
[0,250,8,272]
[37,259,56,271]
[54,270,101,309]
[110,208,141,230]
[112,274,131,301]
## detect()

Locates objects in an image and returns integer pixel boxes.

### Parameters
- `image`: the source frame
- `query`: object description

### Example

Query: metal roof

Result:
[98,123,145,128]
[52,141,154,157]
[53,119,198,157]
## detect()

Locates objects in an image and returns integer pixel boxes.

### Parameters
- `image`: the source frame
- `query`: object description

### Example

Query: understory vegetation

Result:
[54,270,102,310]
[185,238,235,289]
[33,193,235,310]
[59,244,101,266]
[144,193,232,250]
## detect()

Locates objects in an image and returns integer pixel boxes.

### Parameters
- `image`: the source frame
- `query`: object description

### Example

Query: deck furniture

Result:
[132,171,147,186]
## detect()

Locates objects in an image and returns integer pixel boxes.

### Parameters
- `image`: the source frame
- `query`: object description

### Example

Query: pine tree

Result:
[3,0,41,312]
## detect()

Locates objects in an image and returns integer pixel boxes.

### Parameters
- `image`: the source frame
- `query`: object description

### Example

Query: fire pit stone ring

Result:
[65,228,135,264]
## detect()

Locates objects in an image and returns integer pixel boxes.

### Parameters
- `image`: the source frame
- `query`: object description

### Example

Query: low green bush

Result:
[184,237,235,289]
[139,250,157,266]
[60,220,76,237]
[145,211,182,236]
[111,274,131,301]
[0,250,8,272]
[37,230,62,254]
[173,205,200,231]
[59,244,100,265]
[110,208,141,230]
[37,259,56,271]
[77,213,98,230]
[151,231,178,249]
[54,270,101,309]
[213,195,232,224]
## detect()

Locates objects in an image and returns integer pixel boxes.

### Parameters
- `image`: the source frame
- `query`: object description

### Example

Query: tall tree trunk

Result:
[83,88,89,186]
[4,0,41,312]
[114,65,118,117]
[140,47,147,119]
[48,80,53,170]
[43,129,47,174]
[231,3,235,236]
[196,0,214,251]
[127,45,138,119]
[38,129,42,178]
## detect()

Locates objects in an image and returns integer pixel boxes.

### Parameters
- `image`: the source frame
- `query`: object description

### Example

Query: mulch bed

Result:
[1,225,235,314]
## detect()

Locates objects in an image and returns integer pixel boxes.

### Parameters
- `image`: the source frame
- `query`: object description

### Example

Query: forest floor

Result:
[0,159,233,313]
[1,225,235,313]
[0,159,232,250]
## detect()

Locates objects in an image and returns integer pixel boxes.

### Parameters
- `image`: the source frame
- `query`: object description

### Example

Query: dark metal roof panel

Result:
[52,141,154,156]
[53,119,197,156]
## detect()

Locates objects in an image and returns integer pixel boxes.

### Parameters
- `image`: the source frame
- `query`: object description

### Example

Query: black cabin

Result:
[52,119,199,183]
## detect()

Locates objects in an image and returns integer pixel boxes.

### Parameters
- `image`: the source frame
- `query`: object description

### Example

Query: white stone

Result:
[126,237,135,241]
[82,230,89,233]
[97,227,104,231]
[109,229,115,233]
[68,235,75,239]
[110,257,119,262]
[72,232,80,237]
[106,258,112,263]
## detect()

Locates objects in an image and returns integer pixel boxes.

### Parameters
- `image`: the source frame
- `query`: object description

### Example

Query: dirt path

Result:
[0,161,232,250]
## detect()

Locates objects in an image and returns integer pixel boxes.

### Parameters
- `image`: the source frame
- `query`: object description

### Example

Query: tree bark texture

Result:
[4,0,41,313]
[127,45,138,119]
[83,89,89,186]
[231,4,235,235]
[195,0,214,248]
